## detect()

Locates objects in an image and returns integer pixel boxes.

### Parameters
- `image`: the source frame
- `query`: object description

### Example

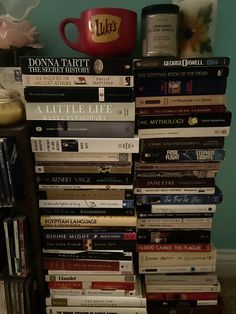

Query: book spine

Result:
[139,137,225,150]
[134,66,229,79]
[134,78,227,97]
[36,173,133,186]
[43,230,136,241]
[140,149,225,162]
[146,291,219,301]
[133,57,230,68]
[136,243,211,252]
[25,102,135,121]
[135,190,223,205]
[137,126,230,138]
[46,306,147,314]
[146,299,218,306]
[134,187,215,194]
[139,265,216,274]
[135,170,217,178]
[135,178,215,188]
[3,219,13,275]
[40,215,137,227]
[38,184,133,190]
[135,104,226,115]
[137,218,212,229]
[48,288,132,296]
[23,74,133,87]
[0,141,12,205]
[139,250,216,267]
[18,218,27,276]
[30,121,135,138]
[20,57,134,75]
[135,162,221,171]
[35,152,132,162]
[45,274,135,282]
[39,199,134,209]
[135,94,226,107]
[136,112,231,129]
[43,239,136,251]
[41,207,135,216]
[31,137,139,153]
[36,164,132,174]
[137,229,211,244]
[45,295,146,307]
[24,86,134,102]
[13,219,21,275]
[43,258,133,273]
[48,281,135,291]
[141,204,216,213]
[39,189,133,200]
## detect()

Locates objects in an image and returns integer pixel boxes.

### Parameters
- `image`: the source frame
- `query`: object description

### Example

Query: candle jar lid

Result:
[142,4,180,15]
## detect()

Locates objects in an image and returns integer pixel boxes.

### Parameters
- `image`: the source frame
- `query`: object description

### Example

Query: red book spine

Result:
[91,281,135,290]
[43,258,120,271]
[48,281,83,289]
[146,292,219,301]
[136,105,226,115]
[136,243,212,252]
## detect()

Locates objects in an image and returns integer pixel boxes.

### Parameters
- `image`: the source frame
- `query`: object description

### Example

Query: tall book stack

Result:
[20,57,147,314]
[133,57,232,314]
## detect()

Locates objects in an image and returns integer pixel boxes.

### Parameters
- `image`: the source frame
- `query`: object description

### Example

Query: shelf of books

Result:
[0,123,43,313]
[18,55,232,314]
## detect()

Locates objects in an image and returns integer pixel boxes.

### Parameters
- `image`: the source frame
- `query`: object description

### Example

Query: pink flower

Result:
[0,16,43,49]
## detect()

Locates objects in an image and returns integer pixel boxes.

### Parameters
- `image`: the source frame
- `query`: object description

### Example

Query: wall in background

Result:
[28,0,235,249]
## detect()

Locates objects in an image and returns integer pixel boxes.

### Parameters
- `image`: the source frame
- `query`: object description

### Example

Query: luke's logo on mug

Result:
[59,7,137,57]
[89,14,121,43]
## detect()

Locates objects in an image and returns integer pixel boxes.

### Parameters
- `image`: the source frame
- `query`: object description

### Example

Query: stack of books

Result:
[20,57,146,314]
[133,56,232,314]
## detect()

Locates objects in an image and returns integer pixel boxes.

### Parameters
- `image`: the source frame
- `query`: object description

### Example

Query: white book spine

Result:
[138,126,230,138]
[25,102,135,121]
[150,204,216,213]
[139,265,216,274]
[3,220,13,275]
[137,218,212,229]
[31,137,139,153]
[139,250,216,267]
[134,187,215,194]
[13,219,21,275]
[49,288,133,296]
[46,295,146,307]
[47,270,134,275]
[38,184,133,190]
[34,152,132,162]
[23,74,134,88]
[46,306,147,314]
[39,199,128,208]
[45,274,135,282]
[146,285,220,293]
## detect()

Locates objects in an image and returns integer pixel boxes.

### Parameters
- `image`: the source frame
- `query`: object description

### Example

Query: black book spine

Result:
[140,149,225,162]
[43,251,132,260]
[140,137,225,150]
[133,57,230,69]
[134,66,229,80]
[135,178,215,188]
[29,120,134,138]
[134,78,227,97]
[137,229,211,244]
[135,189,223,205]
[41,207,135,216]
[20,57,133,75]
[24,86,134,102]
[136,112,232,129]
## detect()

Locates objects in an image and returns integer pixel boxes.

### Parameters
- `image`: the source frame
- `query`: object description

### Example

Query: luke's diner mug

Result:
[60,7,137,57]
